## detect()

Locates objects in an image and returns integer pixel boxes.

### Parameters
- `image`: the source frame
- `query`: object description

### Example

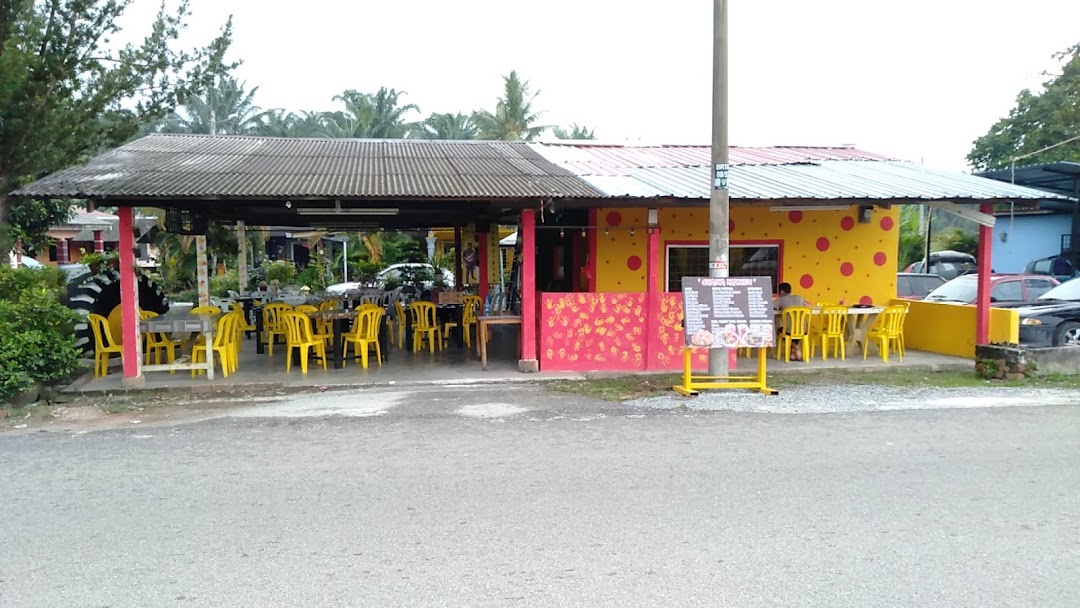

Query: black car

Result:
[1013,277,1080,347]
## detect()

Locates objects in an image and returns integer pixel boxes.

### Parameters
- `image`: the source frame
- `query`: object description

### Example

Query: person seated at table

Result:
[774,282,809,361]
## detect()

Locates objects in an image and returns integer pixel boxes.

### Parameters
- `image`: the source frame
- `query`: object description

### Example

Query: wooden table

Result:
[139,313,217,379]
[477,315,522,371]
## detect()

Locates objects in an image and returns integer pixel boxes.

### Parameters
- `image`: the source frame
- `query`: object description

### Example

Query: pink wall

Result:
[540,292,735,372]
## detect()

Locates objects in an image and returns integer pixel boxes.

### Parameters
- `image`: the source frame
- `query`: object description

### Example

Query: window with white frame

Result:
[666,244,781,292]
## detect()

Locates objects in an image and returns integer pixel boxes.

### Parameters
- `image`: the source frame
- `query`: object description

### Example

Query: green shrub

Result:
[209,269,240,297]
[0,266,83,403]
[262,260,298,285]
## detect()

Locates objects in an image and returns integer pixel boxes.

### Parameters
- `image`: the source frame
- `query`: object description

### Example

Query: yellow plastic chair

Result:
[294,304,318,314]
[392,300,407,349]
[190,305,221,315]
[140,310,181,367]
[863,305,907,362]
[282,311,327,374]
[87,313,123,378]
[229,302,256,339]
[343,307,384,369]
[775,306,811,363]
[460,296,481,348]
[809,305,848,361]
[262,302,293,357]
[192,313,237,378]
[409,301,440,353]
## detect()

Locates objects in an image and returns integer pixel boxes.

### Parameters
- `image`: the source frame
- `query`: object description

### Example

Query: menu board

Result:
[681,276,775,348]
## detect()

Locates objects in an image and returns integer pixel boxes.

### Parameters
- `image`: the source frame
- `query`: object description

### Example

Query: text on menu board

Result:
[681,276,775,348]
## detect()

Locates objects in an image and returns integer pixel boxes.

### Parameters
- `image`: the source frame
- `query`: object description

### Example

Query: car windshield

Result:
[924,279,977,303]
[1037,278,1080,301]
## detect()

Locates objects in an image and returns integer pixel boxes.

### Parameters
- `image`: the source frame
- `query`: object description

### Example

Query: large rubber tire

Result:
[66,269,169,352]
[1052,321,1080,347]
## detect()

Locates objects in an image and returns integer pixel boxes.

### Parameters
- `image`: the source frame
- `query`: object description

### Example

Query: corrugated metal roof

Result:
[530,143,1071,202]
[13,134,606,200]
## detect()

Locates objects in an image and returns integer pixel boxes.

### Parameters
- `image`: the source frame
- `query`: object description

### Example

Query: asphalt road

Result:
[1,385,1078,607]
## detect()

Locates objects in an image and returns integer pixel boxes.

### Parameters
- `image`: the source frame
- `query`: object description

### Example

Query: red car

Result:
[923,274,1060,304]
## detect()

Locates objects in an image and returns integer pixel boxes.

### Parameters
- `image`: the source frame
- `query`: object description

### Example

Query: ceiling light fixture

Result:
[295,201,399,216]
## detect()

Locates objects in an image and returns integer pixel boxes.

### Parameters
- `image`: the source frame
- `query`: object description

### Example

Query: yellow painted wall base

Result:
[892,299,1019,359]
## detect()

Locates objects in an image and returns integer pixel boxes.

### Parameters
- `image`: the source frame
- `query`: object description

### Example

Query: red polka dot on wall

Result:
[840,216,855,231]
[788,210,803,223]
[840,262,854,277]
[880,216,894,231]
[606,211,622,227]
[729,219,735,233]
[800,274,814,289]
[816,237,830,252]
[626,256,642,271]
[873,252,887,266]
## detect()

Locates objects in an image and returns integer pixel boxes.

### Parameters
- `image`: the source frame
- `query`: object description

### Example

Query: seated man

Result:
[774,282,809,360]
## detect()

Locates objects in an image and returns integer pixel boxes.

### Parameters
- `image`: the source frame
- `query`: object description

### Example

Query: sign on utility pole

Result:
[709,0,730,377]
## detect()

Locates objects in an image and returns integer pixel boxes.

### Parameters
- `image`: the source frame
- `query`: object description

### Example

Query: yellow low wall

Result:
[891,299,1019,359]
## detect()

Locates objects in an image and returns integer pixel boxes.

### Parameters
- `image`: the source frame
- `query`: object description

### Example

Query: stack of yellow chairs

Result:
[775,306,811,363]
[344,306,384,369]
[262,302,293,356]
[460,295,482,348]
[391,300,407,349]
[230,302,256,342]
[192,311,240,378]
[281,310,327,374]
[87,313,123,378]
[808,305,848,361]
[863,305,908,362]
[409,301,440,353]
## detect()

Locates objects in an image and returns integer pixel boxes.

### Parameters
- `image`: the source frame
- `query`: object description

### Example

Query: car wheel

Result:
[1052,321,1080,347]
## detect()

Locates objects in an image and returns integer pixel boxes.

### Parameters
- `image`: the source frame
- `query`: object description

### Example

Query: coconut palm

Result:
[160,77,265,136]
[553,124,597,140]
[473,70,547,141]
[321,87,419,139]
[414,112,478,140]
[252,110,326,138]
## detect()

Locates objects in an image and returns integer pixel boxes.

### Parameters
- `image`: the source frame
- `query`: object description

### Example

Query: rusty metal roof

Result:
[530,142,1071,202]
[13,133,605,200]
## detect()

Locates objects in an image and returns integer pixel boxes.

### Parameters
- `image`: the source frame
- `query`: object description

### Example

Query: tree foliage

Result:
[968,43,1080,170]
[553,123,597,140]
[322,87,419,139]
[473,71,547,141]
[0,0,234,253]
[159,76,263,135]
[415,112,478,140]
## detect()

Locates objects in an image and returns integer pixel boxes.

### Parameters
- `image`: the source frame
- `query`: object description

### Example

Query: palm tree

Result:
[252,110,326,138]
[553,124,597,140]
[414,112,478,140]
[321,87,419,138]
[160,77,265,136]
[473,70,547,141]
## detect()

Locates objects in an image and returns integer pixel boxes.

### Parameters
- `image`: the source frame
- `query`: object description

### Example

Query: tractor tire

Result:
[67,269,169,352]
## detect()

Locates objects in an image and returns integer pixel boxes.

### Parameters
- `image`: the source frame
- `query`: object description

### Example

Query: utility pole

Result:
[709,0,730,377]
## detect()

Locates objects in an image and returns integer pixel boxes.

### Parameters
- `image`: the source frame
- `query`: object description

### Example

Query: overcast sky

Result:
[120,0,1080,172]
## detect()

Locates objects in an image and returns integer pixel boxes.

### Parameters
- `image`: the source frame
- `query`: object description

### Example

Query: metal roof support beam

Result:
[925,201,997,228]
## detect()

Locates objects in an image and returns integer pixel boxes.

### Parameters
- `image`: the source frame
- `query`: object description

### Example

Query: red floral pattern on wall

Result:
[651,293,713,371]
[541,293,647,371]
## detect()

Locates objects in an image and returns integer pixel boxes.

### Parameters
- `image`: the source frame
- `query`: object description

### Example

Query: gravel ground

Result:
[631,384,1080,413]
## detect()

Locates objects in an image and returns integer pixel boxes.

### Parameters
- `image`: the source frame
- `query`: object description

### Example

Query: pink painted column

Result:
[645,213,661,370]
[519,208,538,372]
[478,230,489,304]
[118,207,142,381]
[975,202,993,345]
[93,230,104,253]
[56,239,69,263]
[586,209,598,292]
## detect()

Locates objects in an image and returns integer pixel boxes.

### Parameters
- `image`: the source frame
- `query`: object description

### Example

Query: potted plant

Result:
[80,250,118,275]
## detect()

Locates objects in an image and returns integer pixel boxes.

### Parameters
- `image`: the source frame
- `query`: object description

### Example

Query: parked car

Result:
[902,250,977,280]
[1009,277,1080,347]
[923,274,1059,304]
[1024,253,1075,283]
[325,263,455,295]
[896,272,946,300]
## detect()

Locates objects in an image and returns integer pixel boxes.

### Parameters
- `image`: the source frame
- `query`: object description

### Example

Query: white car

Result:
[325,263,455,295]
[376,263,455,290]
